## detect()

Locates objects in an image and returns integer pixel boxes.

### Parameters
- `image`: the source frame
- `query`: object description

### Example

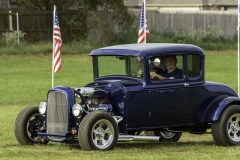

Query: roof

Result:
[89,43,204,57]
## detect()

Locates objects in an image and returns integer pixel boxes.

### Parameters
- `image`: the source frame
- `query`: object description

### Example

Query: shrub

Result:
[172,31,189,43]
[169,26,225,44]
[2,30,26,48]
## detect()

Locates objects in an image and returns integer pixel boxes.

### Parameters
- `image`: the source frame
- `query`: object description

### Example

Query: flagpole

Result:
[238,0,240,96]
[52,5,56,88]
[144,0,146,43]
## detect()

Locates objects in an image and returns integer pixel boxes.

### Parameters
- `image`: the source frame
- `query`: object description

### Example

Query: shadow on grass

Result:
[115,141,217,149]
[62,140,218,150]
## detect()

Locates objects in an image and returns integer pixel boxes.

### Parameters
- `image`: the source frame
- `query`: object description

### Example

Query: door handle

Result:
[184,83,189,87]
[156,88,181,93]
[156,89,171,93]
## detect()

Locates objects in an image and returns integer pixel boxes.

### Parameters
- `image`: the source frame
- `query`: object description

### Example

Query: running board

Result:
[118,135,160,142]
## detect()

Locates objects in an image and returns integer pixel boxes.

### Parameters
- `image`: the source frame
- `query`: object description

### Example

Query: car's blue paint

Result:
[39,43,240,139]
[90,43,204,57]
[202,96,240,122]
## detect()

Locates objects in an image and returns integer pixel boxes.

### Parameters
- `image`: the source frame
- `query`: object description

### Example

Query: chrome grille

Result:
[47,91,68,140]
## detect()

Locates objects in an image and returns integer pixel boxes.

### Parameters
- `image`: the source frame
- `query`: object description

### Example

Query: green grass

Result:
[205,50,237,91]
[0,50,239,159]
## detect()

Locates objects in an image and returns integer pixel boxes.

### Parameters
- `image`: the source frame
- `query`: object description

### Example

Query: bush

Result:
[0,25,237,55]
[172,26,224,44]
[2,30,26,48]
[172,31,189,43]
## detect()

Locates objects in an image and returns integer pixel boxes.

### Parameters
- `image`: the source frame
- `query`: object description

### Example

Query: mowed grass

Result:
[0,50,239,160]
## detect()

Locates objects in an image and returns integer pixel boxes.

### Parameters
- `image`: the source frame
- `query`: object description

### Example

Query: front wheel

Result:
[145,131,182,142]
[14,106,48,145]
[212,105,240,146]
[78,111,118,151]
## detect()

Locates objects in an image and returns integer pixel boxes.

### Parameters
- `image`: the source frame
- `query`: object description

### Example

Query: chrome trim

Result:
[118,135,160,142]
[47,91,68,141]
[113,116,123,124]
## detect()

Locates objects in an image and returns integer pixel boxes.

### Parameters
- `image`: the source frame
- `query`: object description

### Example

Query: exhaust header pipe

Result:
[118,135,160,142]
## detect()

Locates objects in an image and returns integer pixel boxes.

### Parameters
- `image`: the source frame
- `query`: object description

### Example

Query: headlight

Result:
[39,102,47,115]
[72,104,83,117]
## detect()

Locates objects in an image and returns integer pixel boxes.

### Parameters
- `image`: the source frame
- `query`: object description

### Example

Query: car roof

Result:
[89,43,204,57]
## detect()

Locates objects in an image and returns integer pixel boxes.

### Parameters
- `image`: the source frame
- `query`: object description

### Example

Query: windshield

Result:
[97,56,144,79]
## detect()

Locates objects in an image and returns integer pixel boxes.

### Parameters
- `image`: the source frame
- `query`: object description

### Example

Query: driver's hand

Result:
[150,71,157,79]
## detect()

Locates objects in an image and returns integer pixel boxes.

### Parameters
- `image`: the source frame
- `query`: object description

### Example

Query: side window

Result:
[187,55,201,78]
[150,55,183,81]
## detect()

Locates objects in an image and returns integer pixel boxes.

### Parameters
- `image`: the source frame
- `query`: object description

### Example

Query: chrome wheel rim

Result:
[91,119,114,149]
[227,114,240,142]
[26,113,43,142]
[160,131,176,139]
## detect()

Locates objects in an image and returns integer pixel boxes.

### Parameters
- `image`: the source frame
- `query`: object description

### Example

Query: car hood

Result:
[84,77,145,95]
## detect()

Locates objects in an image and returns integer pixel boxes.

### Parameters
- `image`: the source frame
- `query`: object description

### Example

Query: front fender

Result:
[202,96,240,122]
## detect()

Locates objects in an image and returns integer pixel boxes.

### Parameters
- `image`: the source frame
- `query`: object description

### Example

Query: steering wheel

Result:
[150,75,159,80]
[153,76,159,80]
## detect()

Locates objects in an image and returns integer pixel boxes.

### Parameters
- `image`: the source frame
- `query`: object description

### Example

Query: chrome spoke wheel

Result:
[91,119,114,149]
[160,131,176,139]
[227,114,240,142]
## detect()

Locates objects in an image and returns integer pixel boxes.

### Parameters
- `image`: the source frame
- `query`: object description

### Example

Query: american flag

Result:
[53,7,62,73]
[138,1,149,44]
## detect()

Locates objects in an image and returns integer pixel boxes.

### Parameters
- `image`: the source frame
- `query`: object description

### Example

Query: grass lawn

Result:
[0,50,239,159]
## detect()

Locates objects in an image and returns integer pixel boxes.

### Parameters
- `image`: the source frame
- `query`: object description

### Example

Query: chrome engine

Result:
[73,87,112,111]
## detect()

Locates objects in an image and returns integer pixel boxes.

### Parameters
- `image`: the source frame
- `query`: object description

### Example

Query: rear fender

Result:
[202,96,240,122]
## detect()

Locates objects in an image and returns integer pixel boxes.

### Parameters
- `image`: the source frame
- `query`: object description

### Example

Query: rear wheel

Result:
[212,105,240,146]
[145,131,182,142]
[14,106,48,145]
[79,111,118,151]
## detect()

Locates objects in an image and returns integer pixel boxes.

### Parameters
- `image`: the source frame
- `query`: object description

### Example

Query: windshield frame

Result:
[92,55,144,80]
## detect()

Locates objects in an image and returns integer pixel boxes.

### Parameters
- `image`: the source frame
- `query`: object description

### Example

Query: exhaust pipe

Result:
[118,135,160,142]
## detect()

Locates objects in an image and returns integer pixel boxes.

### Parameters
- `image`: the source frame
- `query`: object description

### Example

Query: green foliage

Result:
[0,40,108,55]
[67,0,135,43]
[0,29,237,55]
[2,30,26,48]
[63,10,87,40]
[172,31,189,43]
[172,26,224,44]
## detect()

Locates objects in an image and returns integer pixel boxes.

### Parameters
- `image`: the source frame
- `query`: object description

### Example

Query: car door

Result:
[148,83,188,127]
[147,54,189,127]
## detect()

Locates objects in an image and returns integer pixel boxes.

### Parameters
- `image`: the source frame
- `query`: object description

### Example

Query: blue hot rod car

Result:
[14,43,240,151]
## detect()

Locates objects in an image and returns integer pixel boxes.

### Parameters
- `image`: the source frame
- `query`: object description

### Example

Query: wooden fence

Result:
[144,10,238,40]
[0,10,238,43]
[88,9,238,41]
[0,10,84,42]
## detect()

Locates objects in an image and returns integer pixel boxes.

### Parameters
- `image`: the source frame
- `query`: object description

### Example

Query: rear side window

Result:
[187,55,201,78]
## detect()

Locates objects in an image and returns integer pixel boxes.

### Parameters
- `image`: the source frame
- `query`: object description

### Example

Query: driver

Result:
[150,55,182,80]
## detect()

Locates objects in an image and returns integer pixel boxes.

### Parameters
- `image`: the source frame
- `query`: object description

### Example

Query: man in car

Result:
[150,55,182,80]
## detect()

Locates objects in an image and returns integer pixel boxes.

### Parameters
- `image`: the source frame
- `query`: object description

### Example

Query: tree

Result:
[14,0,135,43]
[77,0,135,43]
